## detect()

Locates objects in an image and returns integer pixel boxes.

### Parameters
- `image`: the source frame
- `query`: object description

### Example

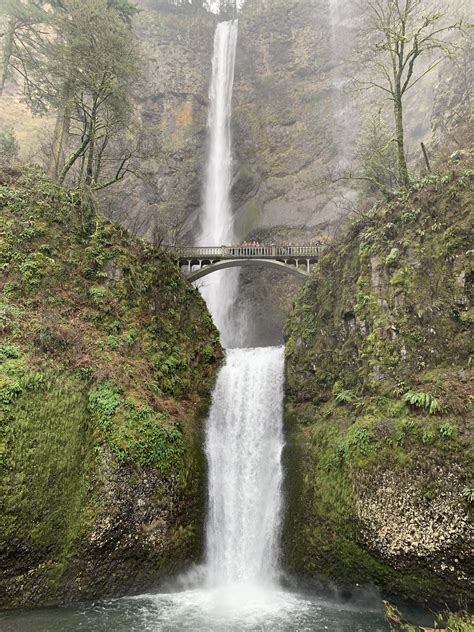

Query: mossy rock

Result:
[284,161,474,608]
[0,167,222,608]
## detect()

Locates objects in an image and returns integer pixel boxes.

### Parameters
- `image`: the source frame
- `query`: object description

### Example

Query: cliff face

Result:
[232,0,336,237]
[0,168,222,608]
[103,2,216,241]
[231,0,472,241]
[2,0,470,245]
[283,155,473,606]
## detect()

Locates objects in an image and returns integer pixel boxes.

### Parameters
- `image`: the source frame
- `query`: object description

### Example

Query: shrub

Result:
[335,389,360,404]
[89,286,108,305]
[439,422,455,439]
[462,486,474,503]
[0,302,23,334]
[0,345,22,362]
[333,381,360,405]
[88,382,122,430]
[19,252,56,290]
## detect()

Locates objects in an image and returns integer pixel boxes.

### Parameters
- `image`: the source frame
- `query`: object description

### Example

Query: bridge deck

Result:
[174,245,322,260]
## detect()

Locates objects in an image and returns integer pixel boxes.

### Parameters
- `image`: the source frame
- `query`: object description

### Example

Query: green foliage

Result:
[110,400,185,471]
[356,110,398,195]
[462,486,474,503]
[440,612,474,632]
[88,382,122,429]
[88,383,185,472]
[335,389,360,404]
[439,422,455,439]
[101,335,120,350]
[384,601,418,632]
[0,345,22,361]
[0,127,19,166]
[153,345,191,397]
[18,252,56,290]
[403,390,443,415]
[421,428,435,444]
[460,309,474,325]
[401,209,421,224]
[89,286,108,304]
[385,247,400,266]
[333,381,360,404]
[341,427,375,460]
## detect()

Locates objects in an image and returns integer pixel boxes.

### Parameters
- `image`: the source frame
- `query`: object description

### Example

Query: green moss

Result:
[0,369,91,552]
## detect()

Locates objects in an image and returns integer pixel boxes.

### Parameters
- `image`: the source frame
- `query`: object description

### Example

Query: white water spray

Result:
[197,20,242,347]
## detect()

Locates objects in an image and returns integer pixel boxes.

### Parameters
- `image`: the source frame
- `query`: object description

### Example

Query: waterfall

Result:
[198,19,285,591]
[205,347,285,586]
[328,0,355,170]
[197,20,242,347]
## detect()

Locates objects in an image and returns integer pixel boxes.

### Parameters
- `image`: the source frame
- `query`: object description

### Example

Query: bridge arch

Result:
[186,258,309,282]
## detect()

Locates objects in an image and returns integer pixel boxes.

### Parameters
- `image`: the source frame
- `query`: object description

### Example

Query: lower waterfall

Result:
[205,346,285,587]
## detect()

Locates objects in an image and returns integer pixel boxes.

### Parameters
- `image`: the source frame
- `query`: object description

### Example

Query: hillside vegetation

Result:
[284,154,473,607]
[0,168,222,608]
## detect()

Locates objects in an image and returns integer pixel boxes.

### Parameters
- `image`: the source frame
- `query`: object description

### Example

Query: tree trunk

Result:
[48,82,73,178]
[0,19,16,96]
[59,135,90,185]
[85,128,95,187]
[393,94,410,189]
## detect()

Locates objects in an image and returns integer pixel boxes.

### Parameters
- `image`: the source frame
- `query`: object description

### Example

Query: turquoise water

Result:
[0,585,388,631]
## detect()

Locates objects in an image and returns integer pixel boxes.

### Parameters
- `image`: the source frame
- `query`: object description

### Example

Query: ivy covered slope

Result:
[284,156,473,606]
[0,168,222,608]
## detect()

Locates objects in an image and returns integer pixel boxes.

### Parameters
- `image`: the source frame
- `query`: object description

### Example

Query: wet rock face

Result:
[233,0,344,237]
[69,449,205,603]
[103,3,216,241]
[352,462,473,589]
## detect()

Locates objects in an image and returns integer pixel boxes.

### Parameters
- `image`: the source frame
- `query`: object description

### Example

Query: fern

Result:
[462,487,474,503]
[439,423,455,439]
[403,390,443,415]
[335,389,360,404]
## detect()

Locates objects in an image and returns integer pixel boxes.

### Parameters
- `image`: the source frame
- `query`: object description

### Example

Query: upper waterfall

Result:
[197,20,242,347]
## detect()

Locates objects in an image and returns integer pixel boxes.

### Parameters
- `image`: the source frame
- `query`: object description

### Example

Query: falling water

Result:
[328,0,355,170]
[0,11,388,631]
[197,20,242,347]
[205,347,285,586]
[199,18,285,590]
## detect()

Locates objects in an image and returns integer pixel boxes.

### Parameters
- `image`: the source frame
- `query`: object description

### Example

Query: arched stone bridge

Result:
[173,246,323,282]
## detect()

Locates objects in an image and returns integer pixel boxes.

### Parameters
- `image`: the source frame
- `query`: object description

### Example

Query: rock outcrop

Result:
[0,167,222,608]
[283,155,474,607]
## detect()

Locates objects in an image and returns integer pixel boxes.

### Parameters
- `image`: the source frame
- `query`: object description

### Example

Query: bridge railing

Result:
[173,245,323,259]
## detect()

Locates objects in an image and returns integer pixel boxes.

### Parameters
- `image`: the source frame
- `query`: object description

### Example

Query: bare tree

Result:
[358,0,464,188]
